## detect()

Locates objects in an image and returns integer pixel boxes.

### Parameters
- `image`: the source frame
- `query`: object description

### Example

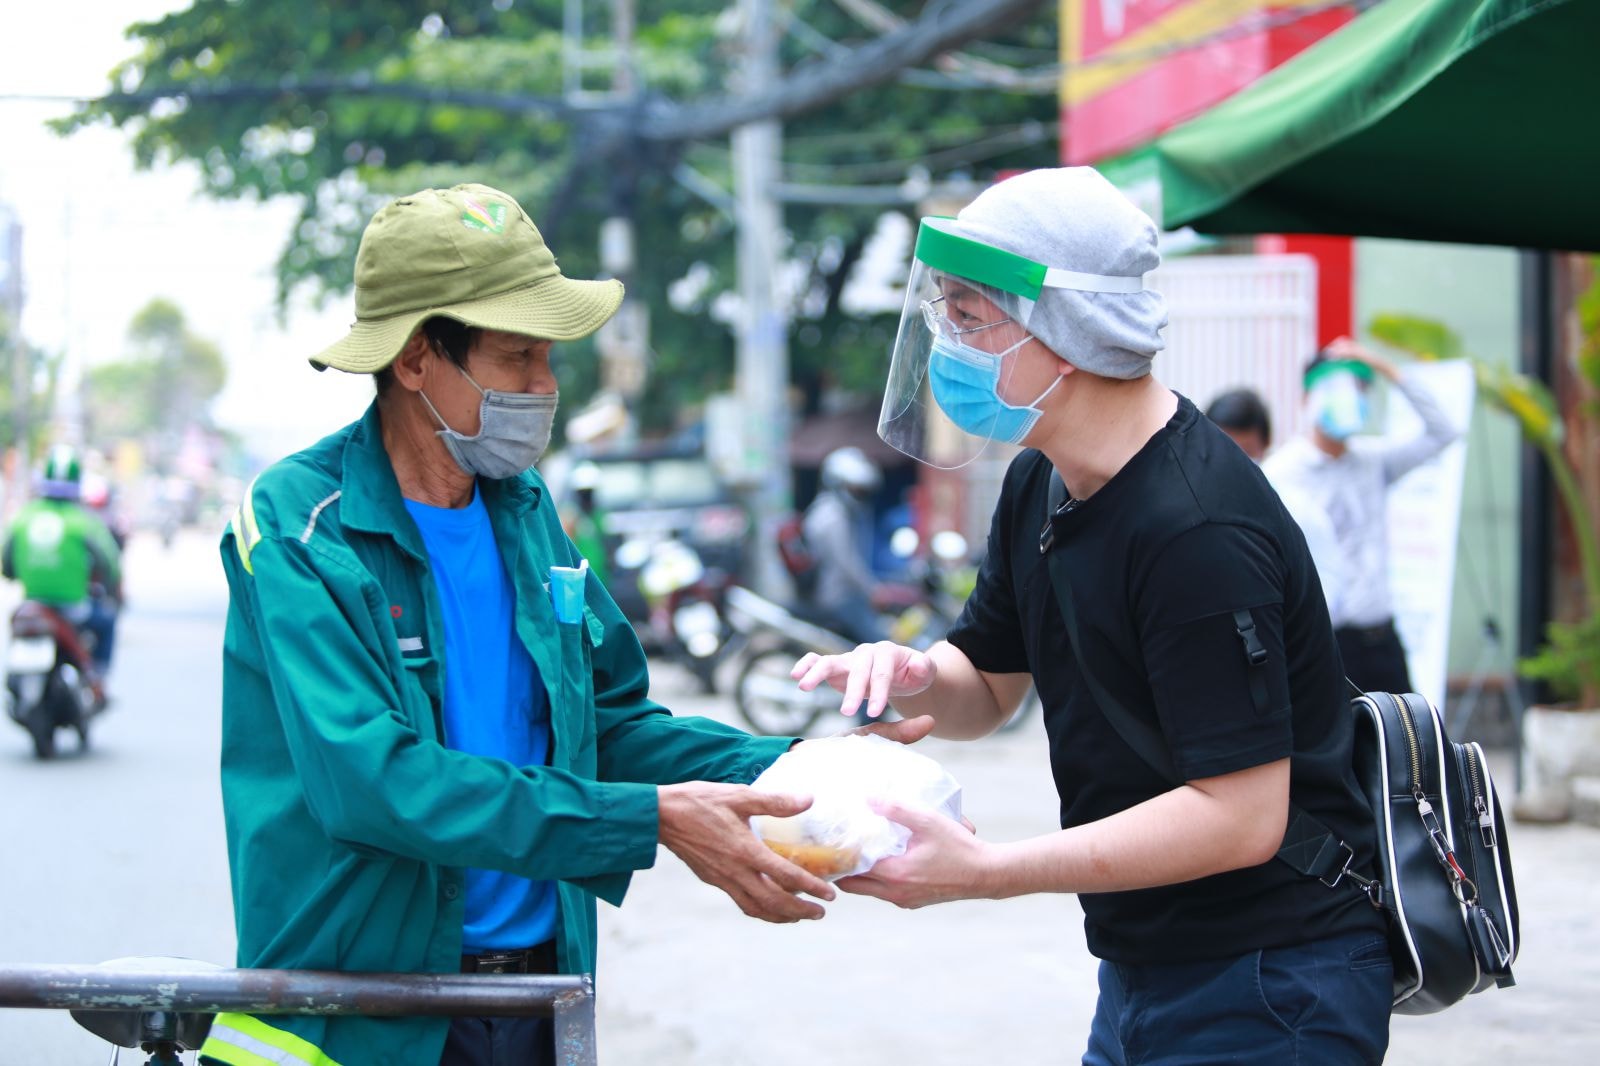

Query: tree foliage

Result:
[83,297,228,444]
[64,1,1059,432]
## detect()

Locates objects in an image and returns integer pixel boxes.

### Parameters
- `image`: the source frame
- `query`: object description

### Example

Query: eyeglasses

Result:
[921,296,1011,341]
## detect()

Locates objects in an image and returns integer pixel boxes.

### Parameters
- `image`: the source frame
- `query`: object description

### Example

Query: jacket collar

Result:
[339,402,542,559]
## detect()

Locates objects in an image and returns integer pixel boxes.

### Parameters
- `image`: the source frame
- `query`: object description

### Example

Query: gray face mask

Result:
[420,365,558,479]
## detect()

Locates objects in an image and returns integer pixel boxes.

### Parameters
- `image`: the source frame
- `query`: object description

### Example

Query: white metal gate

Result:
[1149,253,1319,445]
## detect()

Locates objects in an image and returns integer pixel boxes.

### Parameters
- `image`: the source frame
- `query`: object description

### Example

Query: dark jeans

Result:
[439,1015,555,1066]
[1335,619,1412,694]
[1084,931,1392,1066]
[63,596,118,673]
[442,942,559,1065]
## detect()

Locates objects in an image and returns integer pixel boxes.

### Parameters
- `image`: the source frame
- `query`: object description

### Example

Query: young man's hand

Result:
[1325,335,1399,381]
[789,641,936,720]
[835,714,936,745]
[656,782,836,923]
[835,799,992,909]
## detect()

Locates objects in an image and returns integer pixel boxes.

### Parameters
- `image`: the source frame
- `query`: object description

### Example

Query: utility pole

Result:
[565,0,647,439]
[0,204,26,502]
[733,0,792,597]
[593,0,649,420]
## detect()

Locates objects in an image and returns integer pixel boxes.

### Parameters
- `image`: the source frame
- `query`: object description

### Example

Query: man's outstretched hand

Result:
[657,782,836,923]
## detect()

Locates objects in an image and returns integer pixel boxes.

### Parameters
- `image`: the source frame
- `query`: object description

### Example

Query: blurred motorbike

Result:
[631,536,744,694]
[722,584,861,737]
[880,527,969,648]
[881,527,1040,733]
[886,527,1040,733]
[720,523,952,736]
[5,597,104,759]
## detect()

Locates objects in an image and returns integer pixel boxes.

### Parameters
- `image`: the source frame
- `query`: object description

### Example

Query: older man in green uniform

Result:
[205,184,904,1066]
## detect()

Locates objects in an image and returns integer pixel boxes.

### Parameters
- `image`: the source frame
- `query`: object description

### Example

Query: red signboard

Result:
[1062,1,1356,165]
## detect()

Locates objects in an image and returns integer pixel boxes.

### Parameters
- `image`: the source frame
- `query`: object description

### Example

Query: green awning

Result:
[1141,0,1600,251]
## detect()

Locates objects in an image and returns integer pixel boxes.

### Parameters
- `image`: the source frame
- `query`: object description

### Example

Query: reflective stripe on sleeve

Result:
[200,1012,344,1066]
[230,478,264,574]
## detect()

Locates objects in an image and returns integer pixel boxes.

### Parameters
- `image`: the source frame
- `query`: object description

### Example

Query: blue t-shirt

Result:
[405,486,555,952]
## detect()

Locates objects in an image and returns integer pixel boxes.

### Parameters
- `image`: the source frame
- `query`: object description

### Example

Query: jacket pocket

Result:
[400,653,443,741]
[554,616,598,762]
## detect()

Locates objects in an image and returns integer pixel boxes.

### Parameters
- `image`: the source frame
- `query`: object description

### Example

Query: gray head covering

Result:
[951,167,1167,379]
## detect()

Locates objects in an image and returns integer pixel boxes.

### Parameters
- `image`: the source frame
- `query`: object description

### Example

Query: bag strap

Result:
[1040,472,1364,891]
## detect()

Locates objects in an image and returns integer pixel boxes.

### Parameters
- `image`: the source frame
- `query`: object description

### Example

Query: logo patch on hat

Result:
[460,196,507,234]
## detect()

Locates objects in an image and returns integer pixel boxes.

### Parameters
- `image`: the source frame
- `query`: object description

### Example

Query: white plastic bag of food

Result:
[748,734,963,880]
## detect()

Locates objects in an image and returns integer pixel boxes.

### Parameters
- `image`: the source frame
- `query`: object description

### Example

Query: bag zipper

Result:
[1390,691,1424,793]
[1389,693,1477,903]
[1465,745,1496,849]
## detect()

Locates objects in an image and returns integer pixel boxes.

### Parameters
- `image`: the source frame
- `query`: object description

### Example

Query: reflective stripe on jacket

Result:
[207,402,790,1066]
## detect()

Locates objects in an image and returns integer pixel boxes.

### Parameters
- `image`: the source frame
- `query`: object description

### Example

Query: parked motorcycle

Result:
[726,526,1040,737]
[633,536,744,694]
[723,584,861,737]
[888,528,1040,733]
[6,599,104,759]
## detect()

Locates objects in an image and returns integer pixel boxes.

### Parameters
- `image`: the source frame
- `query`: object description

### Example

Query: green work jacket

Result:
[204,403,788,1066]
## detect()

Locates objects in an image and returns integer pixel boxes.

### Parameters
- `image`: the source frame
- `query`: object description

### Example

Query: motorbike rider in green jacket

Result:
[2,445,123,696]
[205,185,912,1066]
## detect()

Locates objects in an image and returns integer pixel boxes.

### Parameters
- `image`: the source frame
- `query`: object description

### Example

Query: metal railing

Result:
[0,963,597,1065]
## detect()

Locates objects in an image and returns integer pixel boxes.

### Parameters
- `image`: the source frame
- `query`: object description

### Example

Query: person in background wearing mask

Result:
[1205,388,1345,623]
[208,184,930,1066]
[791,168,1391,1064]
[1264,337,1459,692]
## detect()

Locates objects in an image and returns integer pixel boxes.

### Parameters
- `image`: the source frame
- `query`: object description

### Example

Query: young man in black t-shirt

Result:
[792,168,1391,1064]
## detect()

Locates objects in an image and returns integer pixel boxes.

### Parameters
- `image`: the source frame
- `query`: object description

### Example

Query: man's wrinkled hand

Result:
[657,782,836,923]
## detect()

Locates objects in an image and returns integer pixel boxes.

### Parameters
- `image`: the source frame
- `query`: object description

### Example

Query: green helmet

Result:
[40,444,83,500]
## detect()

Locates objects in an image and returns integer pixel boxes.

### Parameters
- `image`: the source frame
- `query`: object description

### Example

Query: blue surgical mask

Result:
[1310,372,1369,442]
[421,365,558,479]
[928,334,1060,444]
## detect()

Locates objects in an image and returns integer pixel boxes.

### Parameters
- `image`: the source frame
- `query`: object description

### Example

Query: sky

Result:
[0,0,375,462]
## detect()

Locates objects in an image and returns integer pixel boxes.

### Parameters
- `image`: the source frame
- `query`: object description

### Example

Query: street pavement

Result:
[1,528,236,1062]
[2,530,1597,1062]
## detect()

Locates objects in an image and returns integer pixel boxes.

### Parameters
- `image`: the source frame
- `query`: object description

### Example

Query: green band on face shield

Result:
[1304,358,1376,391]
[916,218,1048,301]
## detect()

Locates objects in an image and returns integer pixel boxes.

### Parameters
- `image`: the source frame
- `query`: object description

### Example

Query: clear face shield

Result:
[1306,361,1375,442]
[877,217,1144,470]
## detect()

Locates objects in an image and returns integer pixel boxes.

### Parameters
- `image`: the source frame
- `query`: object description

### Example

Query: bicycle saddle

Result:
[69,956,221,1050]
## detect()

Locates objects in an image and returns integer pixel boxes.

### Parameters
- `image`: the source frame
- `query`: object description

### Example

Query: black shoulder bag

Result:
[1040,473,1518,1014]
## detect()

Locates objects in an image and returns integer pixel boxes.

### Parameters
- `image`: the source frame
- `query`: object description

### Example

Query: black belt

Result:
[460,940,558,975]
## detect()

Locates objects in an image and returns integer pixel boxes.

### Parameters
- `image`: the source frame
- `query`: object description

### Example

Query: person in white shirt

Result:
[1205,387,1345,623]
[1263,337,1460,692]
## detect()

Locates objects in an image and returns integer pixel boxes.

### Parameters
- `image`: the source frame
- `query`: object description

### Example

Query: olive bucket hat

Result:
[310,183,624,373]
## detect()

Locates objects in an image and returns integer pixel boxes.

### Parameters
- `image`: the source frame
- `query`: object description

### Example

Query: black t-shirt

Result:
[947,395,1383,965]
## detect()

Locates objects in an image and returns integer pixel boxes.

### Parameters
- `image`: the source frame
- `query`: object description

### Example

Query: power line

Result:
[0,0,1381,116]
[1,0,1049,148]
[640,0,1047,142]
[780,121,1054,183]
